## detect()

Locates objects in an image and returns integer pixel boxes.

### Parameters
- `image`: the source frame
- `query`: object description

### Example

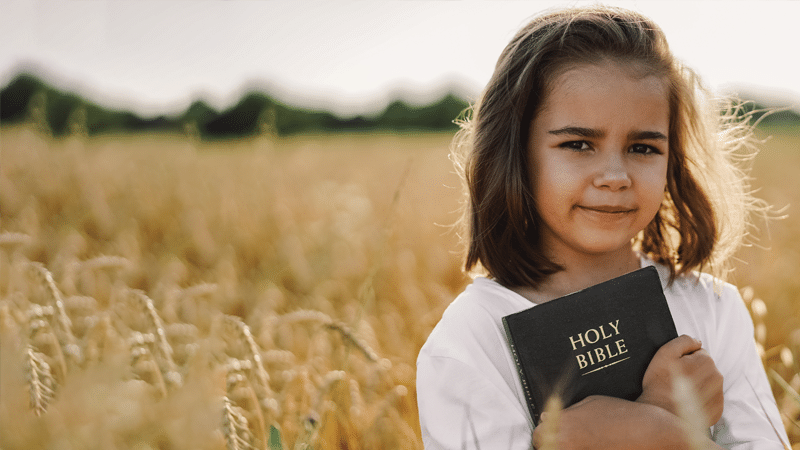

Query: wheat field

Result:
[1,125,798,449]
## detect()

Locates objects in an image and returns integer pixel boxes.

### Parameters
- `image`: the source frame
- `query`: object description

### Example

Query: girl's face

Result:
[527,61,669,262]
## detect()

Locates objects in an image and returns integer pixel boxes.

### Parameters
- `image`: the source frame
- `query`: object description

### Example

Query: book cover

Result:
[502,266,677,424]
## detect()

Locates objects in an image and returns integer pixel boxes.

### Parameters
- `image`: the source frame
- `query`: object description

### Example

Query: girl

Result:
[416,5,789,450]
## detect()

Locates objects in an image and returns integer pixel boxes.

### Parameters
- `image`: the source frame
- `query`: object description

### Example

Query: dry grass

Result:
[0,124,798,448]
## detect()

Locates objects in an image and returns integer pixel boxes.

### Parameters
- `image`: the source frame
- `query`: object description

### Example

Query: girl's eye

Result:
[630,144,661,155]
[561,141,591,151]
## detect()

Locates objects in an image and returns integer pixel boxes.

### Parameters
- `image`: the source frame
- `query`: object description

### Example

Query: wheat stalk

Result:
[181,282,219,299]
[82,311,123,366]
[226,358,268,450]
[672,371,710,450]
[0,231,32,250]
[294,409,320,450]
[0,300,20,336]
[80,255,129,273]
[279,309,380,363]
[25,345,56,416]
[348,378,364,419]
[223,315,273,400]
[27,303,67,383]
[165,321,200,339]
[127,289,182,387]
[324,321,379,363]
[164,322,200,366]
[28,262,83,366]
[129,331,167,397]
[311,370,346,415]
[279,309,333,325]
[64,295,98,311]
[360,385,412,449]
[536,395,563,450]
[223,395,258,450]
[366,384,409,430]
[263,349,296,366]
[63,295,99,339]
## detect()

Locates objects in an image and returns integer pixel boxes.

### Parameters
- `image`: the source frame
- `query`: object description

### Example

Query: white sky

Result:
[2,0,799,117]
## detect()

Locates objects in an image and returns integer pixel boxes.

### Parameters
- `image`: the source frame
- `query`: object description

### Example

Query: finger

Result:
[655,334,702,361]
[679,351,723,425]
[532,426,542,449]
[682,358,721,393]
[680,349,719,378]
[700,387,724,426]
[679,348,710,370]
[560,395,602,414]
[695,372,723,401]
[703,390,724,415]
[682,343,710,358]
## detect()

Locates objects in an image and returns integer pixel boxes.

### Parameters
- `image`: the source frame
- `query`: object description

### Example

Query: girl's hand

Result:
[637,334,724,427]
[532,395,722,450]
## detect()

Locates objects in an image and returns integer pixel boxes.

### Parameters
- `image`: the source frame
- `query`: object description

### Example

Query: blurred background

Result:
[2,0,799,136]
[1,1,798,449]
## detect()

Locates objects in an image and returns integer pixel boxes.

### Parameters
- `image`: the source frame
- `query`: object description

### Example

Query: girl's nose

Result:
[593,154,631,190]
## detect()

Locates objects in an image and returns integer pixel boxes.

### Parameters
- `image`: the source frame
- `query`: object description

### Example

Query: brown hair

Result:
[452,5,763,287]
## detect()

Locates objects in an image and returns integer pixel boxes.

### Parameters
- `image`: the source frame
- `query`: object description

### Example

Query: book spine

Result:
[502,318,540,424]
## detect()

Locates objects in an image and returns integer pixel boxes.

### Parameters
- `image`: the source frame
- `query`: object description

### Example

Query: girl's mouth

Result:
[577,205,636,214]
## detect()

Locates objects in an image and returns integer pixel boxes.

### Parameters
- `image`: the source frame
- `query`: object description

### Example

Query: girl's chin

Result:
[564,234,639,257]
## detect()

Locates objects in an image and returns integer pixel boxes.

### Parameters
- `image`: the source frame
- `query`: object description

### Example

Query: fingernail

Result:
[540,413,549,422]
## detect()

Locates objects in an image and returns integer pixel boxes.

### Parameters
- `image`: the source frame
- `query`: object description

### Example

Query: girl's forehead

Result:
[552,56,663,80]
[535,61,670,131]
[554,61,666,89]
[541,61,669,110]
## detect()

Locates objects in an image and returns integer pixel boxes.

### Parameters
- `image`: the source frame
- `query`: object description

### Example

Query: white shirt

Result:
[416,258,789,449]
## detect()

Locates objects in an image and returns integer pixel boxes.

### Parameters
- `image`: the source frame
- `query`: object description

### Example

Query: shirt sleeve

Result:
[710,285,790,449]
[417,354,533,450]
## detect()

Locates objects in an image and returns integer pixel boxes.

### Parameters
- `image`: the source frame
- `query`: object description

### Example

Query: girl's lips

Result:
[577,205,636,214]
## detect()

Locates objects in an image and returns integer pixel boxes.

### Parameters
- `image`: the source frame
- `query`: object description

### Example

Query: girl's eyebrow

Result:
[629,130,668,141]
[548,126,603,138]
[547,126,667,141]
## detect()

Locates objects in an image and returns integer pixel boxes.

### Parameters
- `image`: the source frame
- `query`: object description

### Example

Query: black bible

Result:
[502,266,678,424]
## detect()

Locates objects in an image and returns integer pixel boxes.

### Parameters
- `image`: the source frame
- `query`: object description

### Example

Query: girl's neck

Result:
[512,247,641,304]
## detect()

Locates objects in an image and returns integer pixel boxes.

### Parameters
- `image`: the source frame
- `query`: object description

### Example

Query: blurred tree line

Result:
[0,73,472,139]
[2,72,798,140]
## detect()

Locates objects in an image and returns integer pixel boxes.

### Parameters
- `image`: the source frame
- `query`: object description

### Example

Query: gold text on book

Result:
[568,320,629,371]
